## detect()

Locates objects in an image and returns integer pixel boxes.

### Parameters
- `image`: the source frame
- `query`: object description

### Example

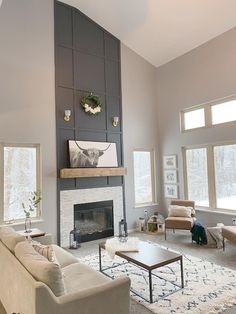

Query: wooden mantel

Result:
[60,167,127,178]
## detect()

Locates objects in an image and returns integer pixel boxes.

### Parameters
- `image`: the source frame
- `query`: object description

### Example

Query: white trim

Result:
[0,219,44,228]
[133,149,157,207]
[195,207,236,216]
[183,141,236,212]
[134,203,159,209]
[180,94,236,132]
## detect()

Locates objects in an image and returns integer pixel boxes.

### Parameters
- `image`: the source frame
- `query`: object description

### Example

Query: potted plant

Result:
[22,191,41,233]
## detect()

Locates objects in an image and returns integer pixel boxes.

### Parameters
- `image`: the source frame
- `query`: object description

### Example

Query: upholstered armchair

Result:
[222,226,236,251]
[165,199,196,240]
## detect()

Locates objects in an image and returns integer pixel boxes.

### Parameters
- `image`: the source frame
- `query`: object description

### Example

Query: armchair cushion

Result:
[170,200,195,217]
[168,205,192,218]
[165,217,195,229]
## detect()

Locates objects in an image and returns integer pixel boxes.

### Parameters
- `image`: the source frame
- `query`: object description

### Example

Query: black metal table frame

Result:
[99,245,184,303]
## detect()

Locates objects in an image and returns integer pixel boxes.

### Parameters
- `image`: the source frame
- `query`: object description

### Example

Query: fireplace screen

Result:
[74,200,114,242]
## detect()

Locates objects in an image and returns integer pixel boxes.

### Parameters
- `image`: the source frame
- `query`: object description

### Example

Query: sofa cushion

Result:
[15,241,65,297]
[52,245,78,268]
[62,262,110,294]
[0,227,25,253]
[168,205,193,218]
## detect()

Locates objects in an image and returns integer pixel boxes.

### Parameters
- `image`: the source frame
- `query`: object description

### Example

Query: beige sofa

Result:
[0,227,130,314]
[222,226,236,251]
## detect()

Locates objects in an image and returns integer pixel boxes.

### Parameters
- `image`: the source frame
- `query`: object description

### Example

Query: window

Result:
[214,144,236,210]
[0,144,40,223]
[133,150,156,206]
[181,96,236,131]
[183,108,205,130]
[211,100,236,125]
[185,147,209,207]
[183,143,236,211]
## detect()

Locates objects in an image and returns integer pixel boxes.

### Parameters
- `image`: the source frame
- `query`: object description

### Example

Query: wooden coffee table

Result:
[99,240,184,303]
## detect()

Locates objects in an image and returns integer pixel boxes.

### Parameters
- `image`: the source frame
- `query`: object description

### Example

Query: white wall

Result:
[1,0,235,235]
[0,0,57,238]
[121,44,160,230]
[156,27,236,226]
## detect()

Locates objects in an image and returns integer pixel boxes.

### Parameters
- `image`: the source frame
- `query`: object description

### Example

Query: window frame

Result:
[133,148,157,208]
[0,143,41,224]
[180,95,236,132]
[180,105,207,132]
[183,141,236,213]
[210,96,236,126]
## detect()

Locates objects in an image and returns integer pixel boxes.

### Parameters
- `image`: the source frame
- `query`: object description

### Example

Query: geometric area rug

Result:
[80,242,236,314]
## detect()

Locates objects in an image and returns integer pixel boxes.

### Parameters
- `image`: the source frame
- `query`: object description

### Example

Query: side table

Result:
[17,228,52,245]
[17,228,46,238]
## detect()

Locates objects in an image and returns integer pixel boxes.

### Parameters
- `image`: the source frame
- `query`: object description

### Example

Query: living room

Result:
[0,1,236,313]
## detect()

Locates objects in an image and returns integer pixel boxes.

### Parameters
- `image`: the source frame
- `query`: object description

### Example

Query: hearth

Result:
[74,200,114,242]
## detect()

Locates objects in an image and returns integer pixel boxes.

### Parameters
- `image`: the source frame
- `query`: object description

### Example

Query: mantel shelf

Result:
[60,167,127,178]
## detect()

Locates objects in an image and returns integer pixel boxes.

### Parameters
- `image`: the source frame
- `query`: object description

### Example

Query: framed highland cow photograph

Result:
[68,140,118,168]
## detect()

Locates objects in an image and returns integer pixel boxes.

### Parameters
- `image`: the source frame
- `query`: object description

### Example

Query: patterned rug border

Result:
[79,242,236,314]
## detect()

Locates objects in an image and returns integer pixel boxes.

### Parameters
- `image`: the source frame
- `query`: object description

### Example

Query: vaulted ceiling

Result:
[61,0,236,67]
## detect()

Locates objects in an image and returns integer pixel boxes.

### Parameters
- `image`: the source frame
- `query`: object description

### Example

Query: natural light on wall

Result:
[211,100,236,125]
[183,108,205,130]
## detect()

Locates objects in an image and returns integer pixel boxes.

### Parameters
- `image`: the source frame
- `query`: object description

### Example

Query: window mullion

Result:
[0,143,4,223]
[182,147,188,199]
[207,145,216,209]
[205,104,212,128]
[150,150,156,204]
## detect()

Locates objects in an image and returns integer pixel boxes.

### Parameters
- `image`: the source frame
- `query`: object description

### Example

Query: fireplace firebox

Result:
[74,200,114,242]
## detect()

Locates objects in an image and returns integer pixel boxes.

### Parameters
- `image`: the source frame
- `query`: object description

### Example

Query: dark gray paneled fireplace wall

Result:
[55,1,125,244]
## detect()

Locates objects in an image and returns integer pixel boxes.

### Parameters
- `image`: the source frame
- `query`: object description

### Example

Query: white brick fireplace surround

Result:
[60,186,124,247]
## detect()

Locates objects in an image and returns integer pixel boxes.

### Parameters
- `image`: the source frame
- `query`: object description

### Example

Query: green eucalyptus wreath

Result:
[81,93,102,115]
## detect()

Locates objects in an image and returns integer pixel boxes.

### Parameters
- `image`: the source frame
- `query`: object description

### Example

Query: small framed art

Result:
[163,155,177,169]
[164,184,178,199]
[164,169,177,184]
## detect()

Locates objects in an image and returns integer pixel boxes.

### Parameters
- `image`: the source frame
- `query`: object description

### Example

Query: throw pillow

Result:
[168,205,192,218]
[32,242,55,263]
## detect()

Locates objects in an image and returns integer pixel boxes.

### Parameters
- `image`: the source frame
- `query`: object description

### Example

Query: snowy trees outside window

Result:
[184,143,236,211]
[2,144,40,222]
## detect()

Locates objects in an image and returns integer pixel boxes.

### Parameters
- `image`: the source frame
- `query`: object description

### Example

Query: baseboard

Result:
[128,228,138,234]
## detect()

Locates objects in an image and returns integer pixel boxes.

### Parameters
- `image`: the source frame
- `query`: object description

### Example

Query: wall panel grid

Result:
[55,0,124,190]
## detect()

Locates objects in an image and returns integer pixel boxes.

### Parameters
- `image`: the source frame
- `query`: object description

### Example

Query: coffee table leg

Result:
[180,256,184,288]
[149,270,153,303]
[99,245,102,272]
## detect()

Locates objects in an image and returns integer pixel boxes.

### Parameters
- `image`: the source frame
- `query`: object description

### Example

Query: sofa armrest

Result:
[35,276,130,314]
